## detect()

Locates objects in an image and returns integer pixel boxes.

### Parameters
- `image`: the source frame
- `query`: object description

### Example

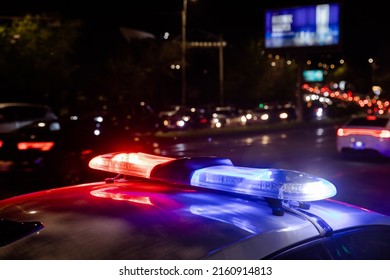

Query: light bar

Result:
[190,166,336,201]
[89,152,175,178]
[89,152,337,202]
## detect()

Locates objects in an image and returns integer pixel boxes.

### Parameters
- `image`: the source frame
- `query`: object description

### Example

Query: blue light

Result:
[190,165,336,201]
[90,152,337,202]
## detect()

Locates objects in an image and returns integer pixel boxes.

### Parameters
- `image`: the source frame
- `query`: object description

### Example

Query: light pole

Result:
[368,58,382,96]
[181,0,188,107]
[368,57,375,86]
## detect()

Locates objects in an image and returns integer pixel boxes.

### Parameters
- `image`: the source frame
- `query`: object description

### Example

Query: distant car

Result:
[210,106,246,128]
[160,107,211,131]
[1,151,390,259]
[244,107,273,125]
[0,102,59,134]
[62,101,160,140]
[51,101,161,184]
[0,103,61,174]
[336,114,390,158]
[245,104,297,125]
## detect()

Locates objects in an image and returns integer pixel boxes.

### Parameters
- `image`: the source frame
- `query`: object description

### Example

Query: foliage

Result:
[0,15,303,112]
[224,39,297,108]
[0,15,81,109]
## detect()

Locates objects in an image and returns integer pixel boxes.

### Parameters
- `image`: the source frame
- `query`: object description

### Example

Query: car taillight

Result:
[337,128,390,138]
[17,142,55,151]
[200,118,208,124]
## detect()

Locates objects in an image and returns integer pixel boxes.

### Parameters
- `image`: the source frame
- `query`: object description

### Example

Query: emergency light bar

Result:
[88,152,175,178]
[89,152,337,202]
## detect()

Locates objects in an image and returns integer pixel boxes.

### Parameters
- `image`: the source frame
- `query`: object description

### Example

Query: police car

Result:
[1,151,390,259]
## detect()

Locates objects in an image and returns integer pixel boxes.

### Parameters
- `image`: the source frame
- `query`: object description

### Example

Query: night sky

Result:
[3,1,389,59]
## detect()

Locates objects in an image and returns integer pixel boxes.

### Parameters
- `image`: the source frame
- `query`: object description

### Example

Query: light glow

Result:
[17,142,55,151]
[90,188,153,205]
[337,128,390,138]
[89,152,337,202]
[190,165,336,201]
[89,152,175,178]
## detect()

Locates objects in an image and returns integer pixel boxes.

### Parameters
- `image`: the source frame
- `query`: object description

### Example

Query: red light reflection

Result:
[90,188,153,205]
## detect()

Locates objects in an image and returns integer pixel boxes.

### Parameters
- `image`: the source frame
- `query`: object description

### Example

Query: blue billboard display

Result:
[265,3,340,49]
[303,70,324,82]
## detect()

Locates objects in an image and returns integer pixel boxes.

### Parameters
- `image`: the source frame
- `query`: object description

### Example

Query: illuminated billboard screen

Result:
[265,3,341,50]
[303,70,324,82]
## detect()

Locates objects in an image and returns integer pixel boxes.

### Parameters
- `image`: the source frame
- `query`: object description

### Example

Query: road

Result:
[1,122,389,216]
[154,123,390,215]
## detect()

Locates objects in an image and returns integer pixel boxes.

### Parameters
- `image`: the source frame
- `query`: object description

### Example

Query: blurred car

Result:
[0,102,61,174]
[0,101,160,186]
[160,106,211,131]
[210,106,246,128]
[337,114,390,158]
[53,101,161,184]
[1,151,390,259]
[62,101,160,140]
[244,107,273,125]
[0,103,59,133]
[245,104,297,125]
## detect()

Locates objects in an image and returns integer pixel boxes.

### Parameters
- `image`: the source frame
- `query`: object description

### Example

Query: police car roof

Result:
[1,178,389,260]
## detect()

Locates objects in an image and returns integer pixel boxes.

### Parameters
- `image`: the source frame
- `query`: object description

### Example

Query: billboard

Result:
[265,3,341,50]
[303,70,324,82]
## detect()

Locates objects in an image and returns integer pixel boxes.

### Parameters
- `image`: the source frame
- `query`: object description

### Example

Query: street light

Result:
[181,0,226,106]
[368,57,375,86]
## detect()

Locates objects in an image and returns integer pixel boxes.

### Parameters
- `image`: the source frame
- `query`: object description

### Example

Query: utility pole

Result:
[218,35,224,107]
[181,0,188,107]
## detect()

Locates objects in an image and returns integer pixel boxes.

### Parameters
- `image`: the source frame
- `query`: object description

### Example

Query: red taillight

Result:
[17,142,55,151]
[337,128,390,138]
[0,140,3,148]
[81,149,94,156]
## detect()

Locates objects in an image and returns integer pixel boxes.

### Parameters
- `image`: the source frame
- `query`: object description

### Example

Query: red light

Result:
[81,149,94,155]
[89,152,175,178]
[0,140,3,148]
[366,115,377,120]
[338,128,390,138]
[17,142,55,151]
[90,188,153,205]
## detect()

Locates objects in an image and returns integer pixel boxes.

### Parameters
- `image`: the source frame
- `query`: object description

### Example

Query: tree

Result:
[84,37,182,110]
[0,15,81,111]
[224,38,297,108]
